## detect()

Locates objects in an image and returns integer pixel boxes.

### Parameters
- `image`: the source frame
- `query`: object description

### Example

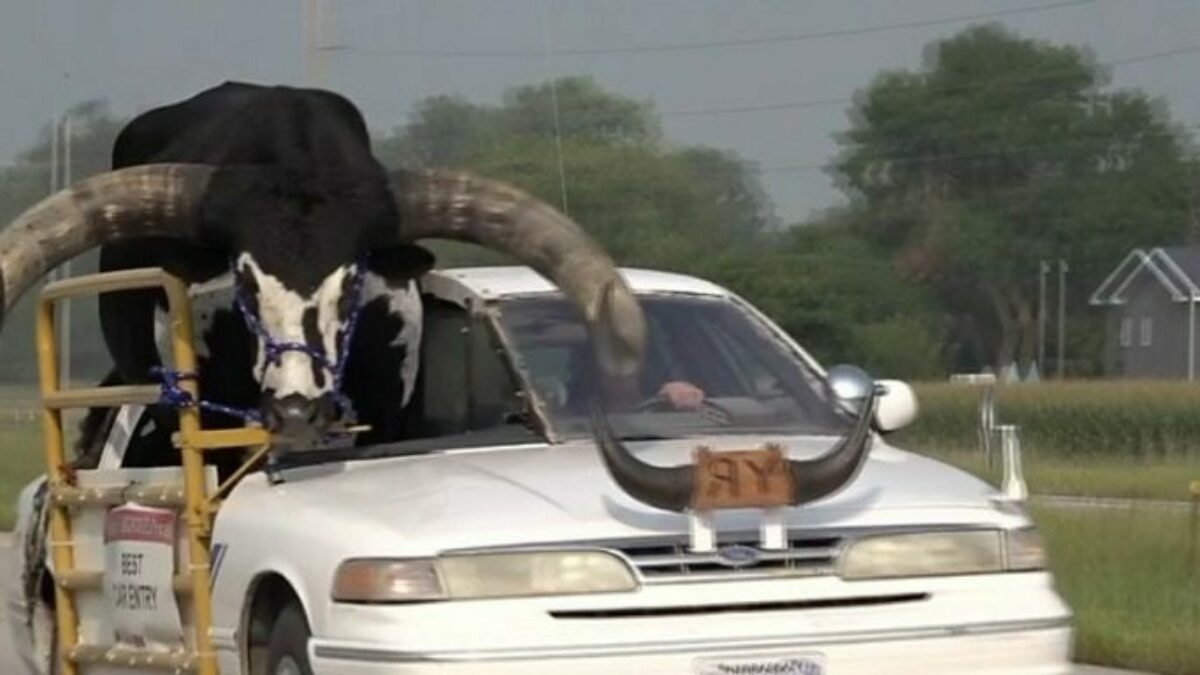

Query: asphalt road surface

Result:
[0,533,20,673]
[0,535,1155,675]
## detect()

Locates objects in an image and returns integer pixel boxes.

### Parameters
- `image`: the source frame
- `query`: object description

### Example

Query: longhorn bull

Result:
[0,82,646,447]
[0,82,873,512]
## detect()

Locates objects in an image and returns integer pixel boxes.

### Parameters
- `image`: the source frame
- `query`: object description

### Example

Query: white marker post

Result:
[997,424,1028,502]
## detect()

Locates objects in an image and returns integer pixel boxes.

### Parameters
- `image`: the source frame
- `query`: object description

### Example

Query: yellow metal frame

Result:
[36,268,271,675]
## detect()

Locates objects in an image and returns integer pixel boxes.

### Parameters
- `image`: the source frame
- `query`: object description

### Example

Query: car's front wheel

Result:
[265,603,313,675]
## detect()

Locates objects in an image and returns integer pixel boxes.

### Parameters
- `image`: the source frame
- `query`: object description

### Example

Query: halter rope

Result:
[152,262,368,427]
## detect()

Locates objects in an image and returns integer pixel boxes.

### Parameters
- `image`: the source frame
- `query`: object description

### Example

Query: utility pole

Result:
[1057,259,1068,379]
[1037,260,1049,375]
[305,0,326,87]
[59,115,72,386]
[48,113,59,195]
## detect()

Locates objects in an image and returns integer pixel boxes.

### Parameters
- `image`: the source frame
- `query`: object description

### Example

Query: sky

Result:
[2,0,1199,223]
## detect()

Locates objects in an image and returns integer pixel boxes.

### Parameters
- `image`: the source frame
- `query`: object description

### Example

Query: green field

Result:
[910,449,1198,501]
[0,424,43,530]
[1035,504,1199,675]
[894,380,1200,500]
[900,380,1200,457]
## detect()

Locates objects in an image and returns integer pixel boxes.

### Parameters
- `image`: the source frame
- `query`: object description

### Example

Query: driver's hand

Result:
[659,381,705,411]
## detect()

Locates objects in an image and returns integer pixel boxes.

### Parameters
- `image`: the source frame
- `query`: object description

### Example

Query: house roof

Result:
[1090,246,1200,305]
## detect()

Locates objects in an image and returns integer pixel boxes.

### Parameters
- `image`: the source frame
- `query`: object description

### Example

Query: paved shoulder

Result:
[1073,665,1157,674]
[0,535,21,673]
[1034,495,1192,511]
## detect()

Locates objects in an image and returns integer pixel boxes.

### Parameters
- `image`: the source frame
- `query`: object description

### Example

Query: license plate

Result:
[692,444,795,510]
[694,653,826,675]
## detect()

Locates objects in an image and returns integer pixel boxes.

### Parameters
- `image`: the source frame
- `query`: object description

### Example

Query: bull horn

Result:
[390,169,645,377]
[789,386,877,503]
[0,164,214,324]
[590,404,695,512]
[590,388,878,512]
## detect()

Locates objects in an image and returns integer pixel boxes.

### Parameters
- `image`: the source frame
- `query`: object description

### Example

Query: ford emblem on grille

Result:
[716,544,762,568]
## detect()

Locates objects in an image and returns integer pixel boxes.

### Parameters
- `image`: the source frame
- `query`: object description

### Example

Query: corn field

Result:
[896,380,1200,459]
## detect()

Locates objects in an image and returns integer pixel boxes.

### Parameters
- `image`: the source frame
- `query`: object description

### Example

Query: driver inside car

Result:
[655,380,706,410]
[572,349,708,413]
[513,308,710,415]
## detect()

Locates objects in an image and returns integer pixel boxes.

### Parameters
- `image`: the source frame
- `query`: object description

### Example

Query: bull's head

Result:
[0,165,646,437]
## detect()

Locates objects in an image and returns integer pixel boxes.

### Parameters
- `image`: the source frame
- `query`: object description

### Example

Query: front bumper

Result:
[310,619,1072,674]
[308,571,1072,674]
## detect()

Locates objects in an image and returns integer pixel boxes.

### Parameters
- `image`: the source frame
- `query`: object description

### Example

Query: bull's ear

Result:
[366,244,436,284]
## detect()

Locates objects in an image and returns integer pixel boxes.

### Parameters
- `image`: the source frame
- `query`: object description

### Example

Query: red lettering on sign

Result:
[104,507,175,545]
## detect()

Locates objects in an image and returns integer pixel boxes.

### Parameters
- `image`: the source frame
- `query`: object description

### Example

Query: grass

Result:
[901,380,1200,457]
[894,380,1200,500]
[0,424,44,530]
[1034,504,1200,675]
[916,449,1198,501]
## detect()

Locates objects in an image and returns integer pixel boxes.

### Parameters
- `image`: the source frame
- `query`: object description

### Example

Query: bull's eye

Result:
[236,266,261,317]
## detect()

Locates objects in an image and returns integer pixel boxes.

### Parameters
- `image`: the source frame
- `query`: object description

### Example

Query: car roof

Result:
[423,266,732,304]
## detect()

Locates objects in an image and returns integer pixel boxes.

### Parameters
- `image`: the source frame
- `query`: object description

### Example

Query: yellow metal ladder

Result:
[36,268,272,675]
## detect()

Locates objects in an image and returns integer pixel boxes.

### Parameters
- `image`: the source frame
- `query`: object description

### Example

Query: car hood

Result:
[225,435,1024,556]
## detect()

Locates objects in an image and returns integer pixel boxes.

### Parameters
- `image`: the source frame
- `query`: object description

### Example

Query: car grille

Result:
[608,533,843,583]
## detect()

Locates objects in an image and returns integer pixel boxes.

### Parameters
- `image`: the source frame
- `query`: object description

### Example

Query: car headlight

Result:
[840,528,1045,580]
[332,550,638,603]
[1003,526,1047,571]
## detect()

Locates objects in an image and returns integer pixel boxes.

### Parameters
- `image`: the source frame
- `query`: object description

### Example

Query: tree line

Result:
[0,24,1193,382]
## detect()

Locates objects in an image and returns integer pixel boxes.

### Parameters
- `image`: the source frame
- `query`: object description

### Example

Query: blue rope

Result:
[150,366,264,424]
[153,261,368,427]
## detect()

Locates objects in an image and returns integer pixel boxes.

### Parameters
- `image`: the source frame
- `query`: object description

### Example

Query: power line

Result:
[775,121,1200,175]
[321,0,1096,59]
[664,97,850,118]
[538,0,571,217]
[5,119,1191,181]
[663,42,1200,119]
[370,39,1200,127]
[1104,42,1200,67]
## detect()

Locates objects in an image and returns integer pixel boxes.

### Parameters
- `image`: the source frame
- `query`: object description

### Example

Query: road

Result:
[1033,494,1195,512]
[0,535,1156,674]
[0,533,19,673]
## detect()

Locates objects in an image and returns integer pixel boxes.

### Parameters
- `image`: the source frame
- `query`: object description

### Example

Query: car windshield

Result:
[497,294,849,440]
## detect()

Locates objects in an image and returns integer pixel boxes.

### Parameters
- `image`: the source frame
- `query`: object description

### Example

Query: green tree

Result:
[375,94,500,169]
[0,100,124,382]
[376,76,775,268]
[499,76,661,146]
[833,25,1194,371]
[703,221,945,379]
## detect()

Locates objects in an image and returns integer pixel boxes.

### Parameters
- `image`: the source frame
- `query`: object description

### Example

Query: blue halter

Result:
[153,262,368,427]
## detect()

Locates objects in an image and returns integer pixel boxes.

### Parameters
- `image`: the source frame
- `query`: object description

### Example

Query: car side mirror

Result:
[826,365,918,433]
[827,364,873,412]
[873,379,918,432]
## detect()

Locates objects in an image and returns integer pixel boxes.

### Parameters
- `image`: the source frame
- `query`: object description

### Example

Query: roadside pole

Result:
[1057,260,1067,379]
[60,115,72,387]
[1038,261,1048,376]
[1191,480,1199,625]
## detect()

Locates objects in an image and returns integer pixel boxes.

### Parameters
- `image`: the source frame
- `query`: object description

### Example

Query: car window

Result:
[411,298,525,438]
[497,294,847,439]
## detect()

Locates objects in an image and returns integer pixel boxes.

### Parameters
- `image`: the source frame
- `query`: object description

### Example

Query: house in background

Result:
[1090,246,1200,380]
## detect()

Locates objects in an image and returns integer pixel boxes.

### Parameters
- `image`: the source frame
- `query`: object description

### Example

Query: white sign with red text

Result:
[103,504,184,648]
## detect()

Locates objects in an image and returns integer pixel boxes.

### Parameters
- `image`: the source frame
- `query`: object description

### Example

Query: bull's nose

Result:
[262,392,337,438]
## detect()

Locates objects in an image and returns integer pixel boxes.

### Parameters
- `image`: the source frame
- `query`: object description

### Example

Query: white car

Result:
[9,266,1072,675]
